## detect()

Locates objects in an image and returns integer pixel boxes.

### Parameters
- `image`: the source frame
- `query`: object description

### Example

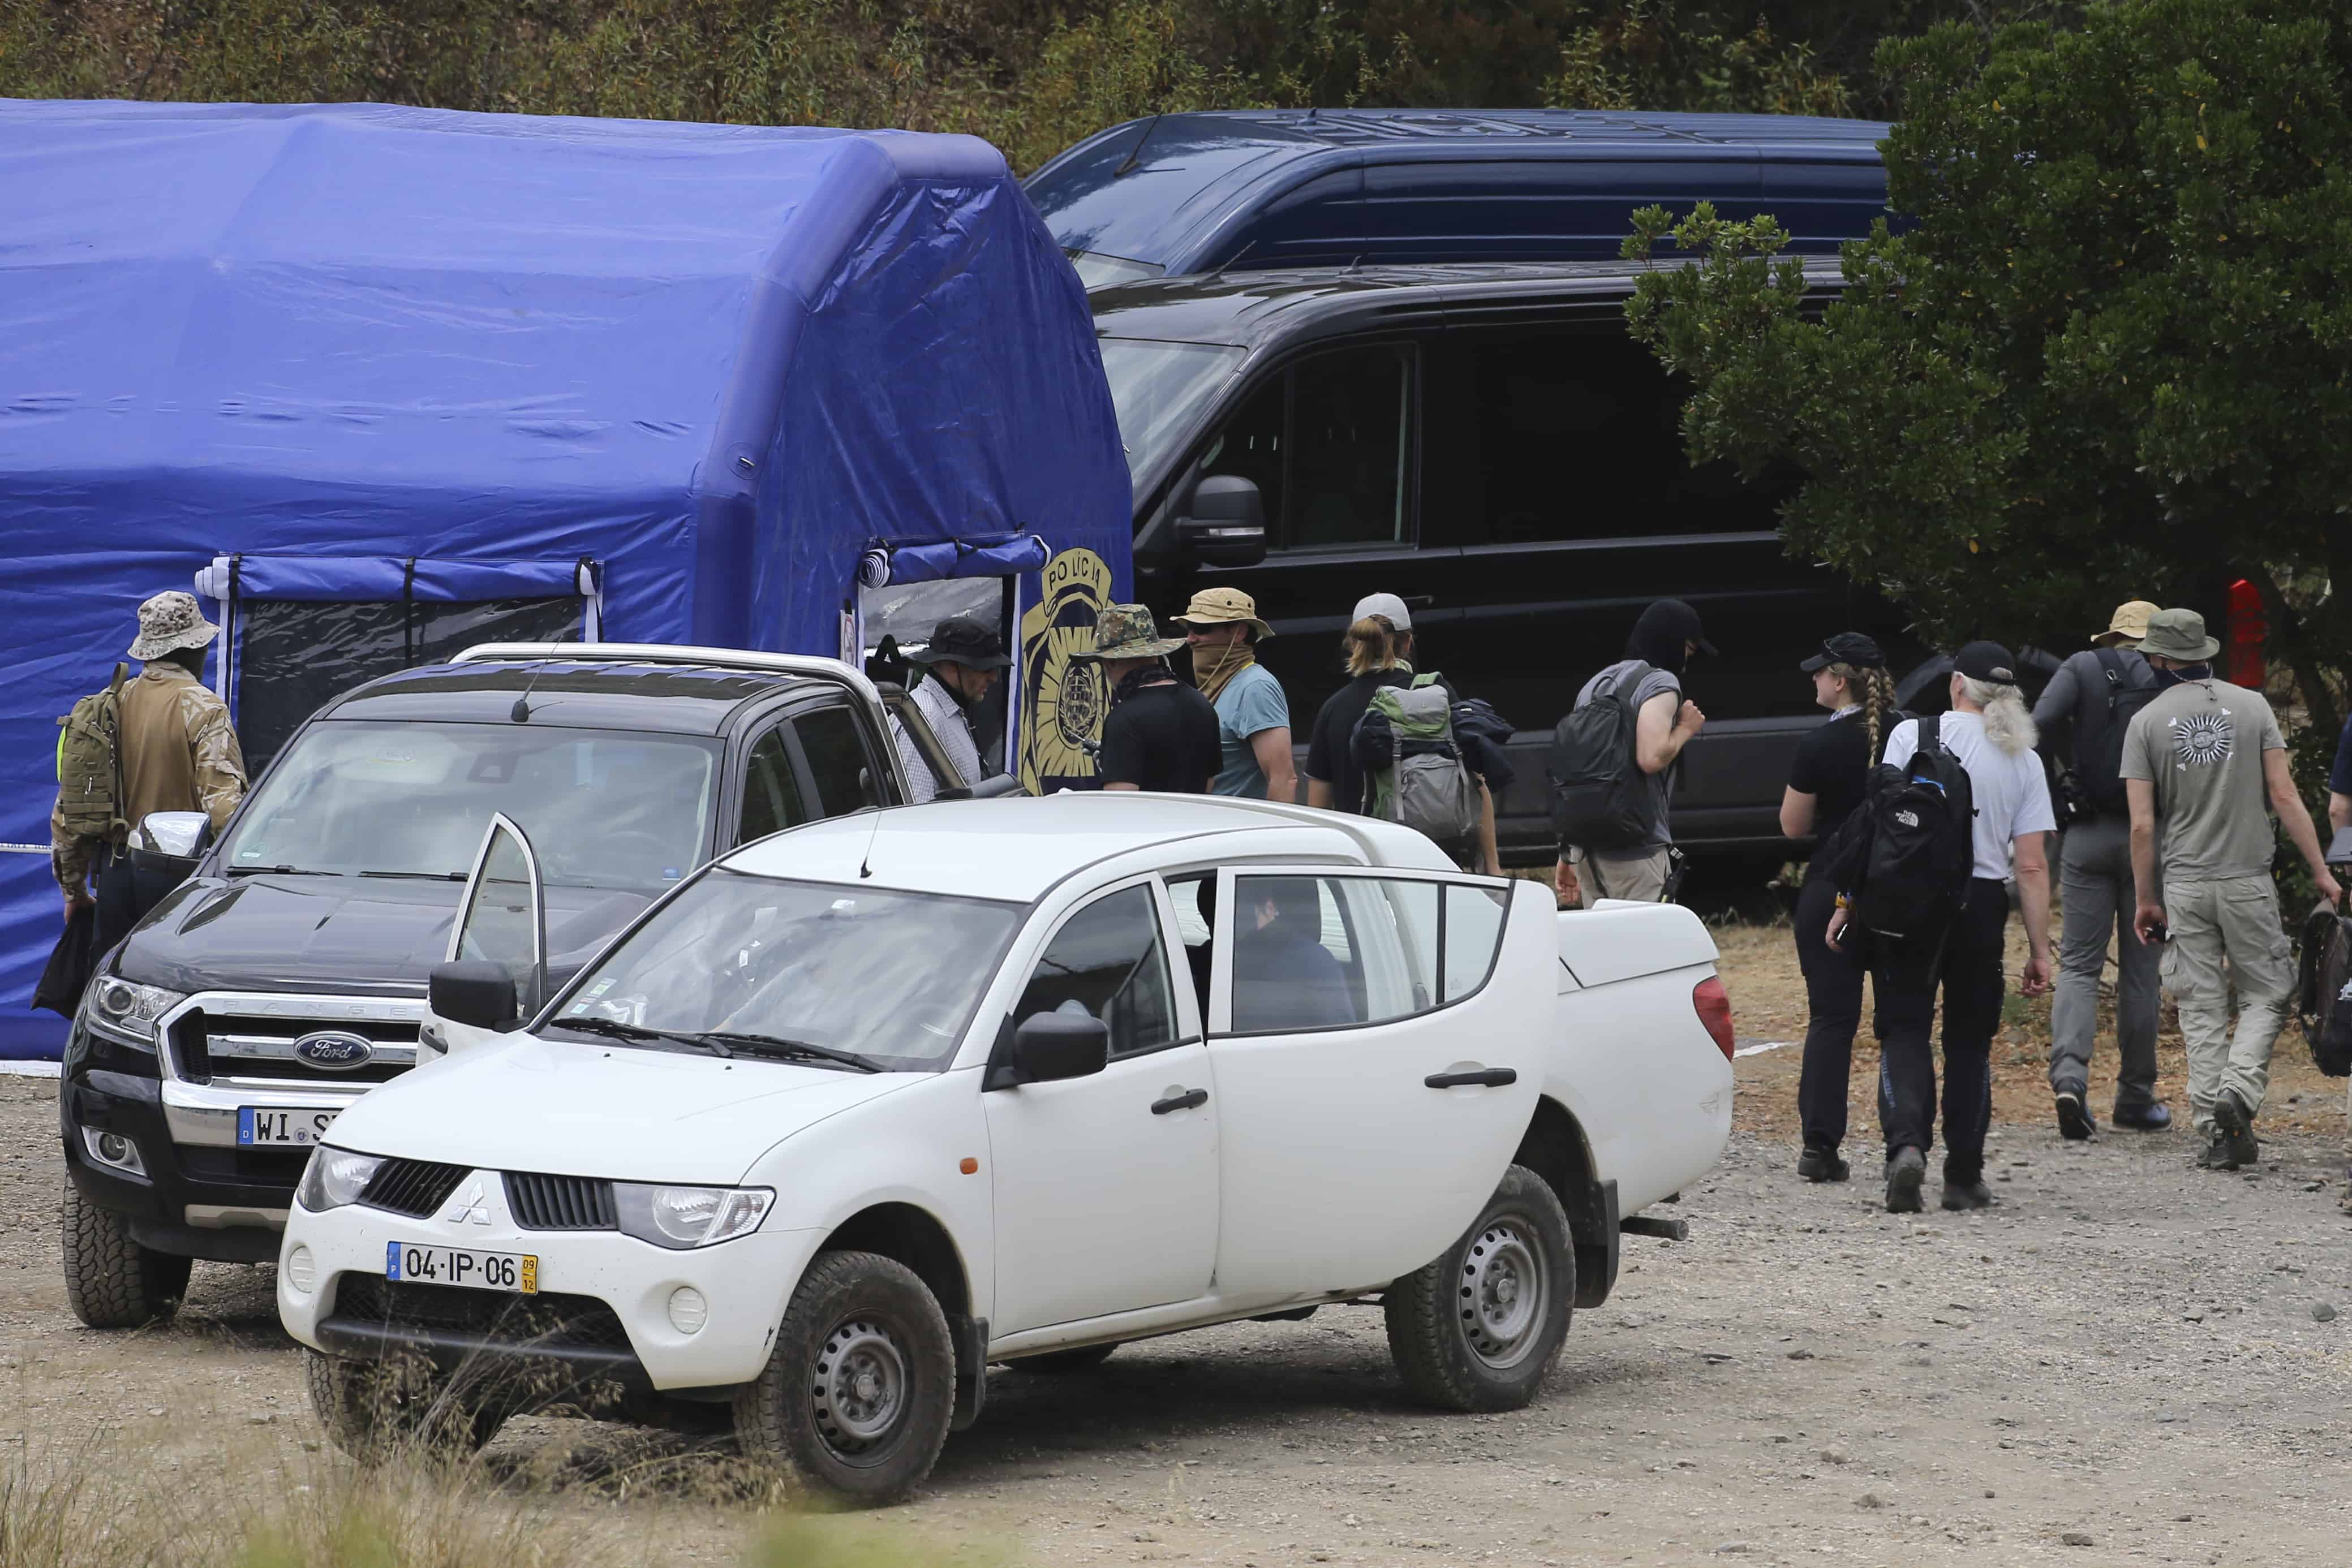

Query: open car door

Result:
[420,813,547,1062]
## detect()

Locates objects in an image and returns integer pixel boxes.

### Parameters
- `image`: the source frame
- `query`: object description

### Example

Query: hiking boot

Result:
[2196,1132,2240,1171]
[2054,1091,2097,1141]
[2212,1090,2259,1167]
[2110,1101,2173,1132]
[1941,1178,1995,1211]
[1798,1144,1850,1183]
[1885,1147,1926,1213]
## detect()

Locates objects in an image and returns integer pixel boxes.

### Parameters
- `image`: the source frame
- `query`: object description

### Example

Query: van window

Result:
[796,705,879,815]
[737,727,810,845]
[1199,343,1412,552]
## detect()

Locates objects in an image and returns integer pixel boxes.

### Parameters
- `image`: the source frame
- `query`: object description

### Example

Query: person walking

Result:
[1302,592,1509,874]
[888,615,1010,804]
[2123,608,2341,1172]
[1778,632,1900,1183]
[1830,641,2056,1213]
[52,592,247,951]
[1171,587,1295,802]
[2328,709,2352,839]
[1554,599,1710,907]
[2032,600,2171,1138]
[1074,604,1220,794]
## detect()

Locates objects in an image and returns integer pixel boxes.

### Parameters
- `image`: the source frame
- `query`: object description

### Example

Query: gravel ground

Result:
[7,921,2352,1564]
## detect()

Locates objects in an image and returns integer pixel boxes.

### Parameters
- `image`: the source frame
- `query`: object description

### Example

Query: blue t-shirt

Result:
[2332,714,2352,797]
[1211,664,1290,798]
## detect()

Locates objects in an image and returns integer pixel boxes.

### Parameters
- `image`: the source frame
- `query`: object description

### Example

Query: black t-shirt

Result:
[1306,670,1510,813]
[1787,707,1881,851]
[1097,678,1221,793]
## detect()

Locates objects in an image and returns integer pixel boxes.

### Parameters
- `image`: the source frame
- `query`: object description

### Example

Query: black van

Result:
[1094,262,1934,864]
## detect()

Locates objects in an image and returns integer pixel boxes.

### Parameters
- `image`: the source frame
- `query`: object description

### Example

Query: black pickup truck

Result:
[58,643,997,1328]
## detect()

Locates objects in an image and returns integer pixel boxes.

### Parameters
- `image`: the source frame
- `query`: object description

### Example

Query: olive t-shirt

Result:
[2118,677,2285,881]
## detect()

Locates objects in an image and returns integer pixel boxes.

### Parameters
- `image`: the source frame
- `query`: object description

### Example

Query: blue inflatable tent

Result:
[0,100,1132,1058]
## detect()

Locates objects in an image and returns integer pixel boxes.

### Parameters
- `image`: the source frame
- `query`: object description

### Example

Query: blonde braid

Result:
[1829,661,1899,761]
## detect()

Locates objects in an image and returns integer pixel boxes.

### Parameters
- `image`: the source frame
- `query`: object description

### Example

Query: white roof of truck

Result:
[720,792,1455,903]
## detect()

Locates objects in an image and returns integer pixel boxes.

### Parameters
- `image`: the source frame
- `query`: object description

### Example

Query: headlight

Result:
[295,1147,384,1212]
[83,977,186,1049]
[614,1183,774,1250]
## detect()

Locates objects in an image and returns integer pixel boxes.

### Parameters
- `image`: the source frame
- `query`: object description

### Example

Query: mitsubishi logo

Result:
[445,1178,494,1227]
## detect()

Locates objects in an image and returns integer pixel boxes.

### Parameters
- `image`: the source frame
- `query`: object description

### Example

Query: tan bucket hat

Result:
[1169,585,1274,641]
[128,591,220,661]
[2092,600,2160,648]
[1068,603,1186,662]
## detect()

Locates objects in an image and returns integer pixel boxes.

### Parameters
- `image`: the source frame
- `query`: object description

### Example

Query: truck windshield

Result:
[219,721,719,893]
[544,871,1023,1071]
[1097,337,1245,483]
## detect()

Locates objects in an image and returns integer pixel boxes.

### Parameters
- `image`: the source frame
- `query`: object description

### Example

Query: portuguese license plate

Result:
[386,1242,537,1294]
[238,1106,338,1147]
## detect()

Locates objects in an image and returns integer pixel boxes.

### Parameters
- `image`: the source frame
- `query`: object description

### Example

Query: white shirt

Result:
[1882,710,2055,881]
[889,672,988,804]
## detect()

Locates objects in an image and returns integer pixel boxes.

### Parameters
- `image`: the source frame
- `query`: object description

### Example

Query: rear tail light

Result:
[1692,976,1735,1062]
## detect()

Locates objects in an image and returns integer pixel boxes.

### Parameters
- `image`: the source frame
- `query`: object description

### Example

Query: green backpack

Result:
[1361,673,1482,855]
[55,663,129,843]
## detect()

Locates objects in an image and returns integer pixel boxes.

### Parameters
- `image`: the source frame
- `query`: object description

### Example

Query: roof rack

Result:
[452,640,891,708]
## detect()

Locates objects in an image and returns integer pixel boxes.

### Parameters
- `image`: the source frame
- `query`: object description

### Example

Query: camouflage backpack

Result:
[55,663,129,843]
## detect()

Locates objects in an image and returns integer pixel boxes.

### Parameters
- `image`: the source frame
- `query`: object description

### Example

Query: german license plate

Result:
[386,1242,537,1294]
[238,1106,338,1147]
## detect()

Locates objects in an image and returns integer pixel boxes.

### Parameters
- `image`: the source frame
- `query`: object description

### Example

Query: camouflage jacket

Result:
[52,665,247,894]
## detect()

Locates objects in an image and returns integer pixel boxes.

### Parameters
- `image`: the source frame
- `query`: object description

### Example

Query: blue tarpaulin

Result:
[0,100,1132,1057]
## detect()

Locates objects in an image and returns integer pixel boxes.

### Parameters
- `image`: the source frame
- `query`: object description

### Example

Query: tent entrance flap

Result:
[197,556,601,777]
[852,533,1045,779]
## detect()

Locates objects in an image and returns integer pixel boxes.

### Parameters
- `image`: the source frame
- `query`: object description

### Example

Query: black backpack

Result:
[1836,714,1977,946]
[2297,904,2352,1078]
[1547,661,1658,852]
[2073,649,2158,814]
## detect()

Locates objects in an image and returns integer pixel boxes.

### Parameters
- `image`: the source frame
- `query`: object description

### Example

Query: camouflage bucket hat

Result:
[1069,603,1186,662]
[128,590,220,661]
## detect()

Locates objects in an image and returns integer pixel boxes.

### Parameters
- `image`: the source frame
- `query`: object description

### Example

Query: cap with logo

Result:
[1953,640,2019,686]
[1169,585,1273,640]
[2135,608,2220,664]
[1800,631,1885,673]
[1068,604,1187,662]
[2092,600,2159,648]
[1351,591,1414,632]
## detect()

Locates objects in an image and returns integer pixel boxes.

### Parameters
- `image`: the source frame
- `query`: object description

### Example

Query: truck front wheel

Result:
[734,1250,955,1507]
[1383,1163,1575,1412]
[304,1350,505,1461]
[62,1180,192,1328]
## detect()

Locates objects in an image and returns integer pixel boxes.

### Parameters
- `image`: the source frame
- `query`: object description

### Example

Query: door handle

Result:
[1425,1067,1517,1089]
[1151,1088,1210,1115]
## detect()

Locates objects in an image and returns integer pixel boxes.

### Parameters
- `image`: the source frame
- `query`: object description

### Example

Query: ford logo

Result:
[293,1030,375,1070]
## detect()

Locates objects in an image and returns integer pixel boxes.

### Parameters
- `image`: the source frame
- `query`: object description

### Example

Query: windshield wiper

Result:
[358,869,468,881]
[556,1015,734,1057]
[699,1032,885,1074]
[223,864,336,877]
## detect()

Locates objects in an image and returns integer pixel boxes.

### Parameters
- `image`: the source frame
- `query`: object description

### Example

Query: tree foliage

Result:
[1627,0,2352,744]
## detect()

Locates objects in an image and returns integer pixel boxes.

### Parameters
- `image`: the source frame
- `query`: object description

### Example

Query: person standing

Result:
[2123,609,2341,1171]
[2327,710,2352,839]
[1778,632,1899,1183]
[888,615,1009,804]
[1554,599,1711,907]
[1171,587,1295,802]
[1830,641,2055,1214]
[52,592,247,951]
[1074,604,1220,794]
[2031,600,2171,1138]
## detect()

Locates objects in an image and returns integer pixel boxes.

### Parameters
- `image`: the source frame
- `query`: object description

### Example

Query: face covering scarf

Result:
[1192,635,1257,703]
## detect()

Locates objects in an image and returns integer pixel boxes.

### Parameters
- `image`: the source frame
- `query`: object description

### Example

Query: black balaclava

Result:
[1626,599,1709,677]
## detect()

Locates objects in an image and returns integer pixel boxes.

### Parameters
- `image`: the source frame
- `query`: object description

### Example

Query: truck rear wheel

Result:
[62,1180,192,1329]
[304,1350,505,1462]
[733,1250,954,1507]
[1383,1163,1574,1412]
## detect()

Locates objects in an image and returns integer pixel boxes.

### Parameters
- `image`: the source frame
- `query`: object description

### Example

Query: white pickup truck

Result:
[277,794,1734,1504]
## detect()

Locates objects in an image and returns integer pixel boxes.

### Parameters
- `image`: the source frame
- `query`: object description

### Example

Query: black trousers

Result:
[1872,877,2011,1185]
[1794,867,1867,1151]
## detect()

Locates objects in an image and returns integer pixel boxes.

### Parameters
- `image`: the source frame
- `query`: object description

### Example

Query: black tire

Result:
[733,1250,954,1507]
[1383,1164,1575,1413]
[303,1349,505,1462]
[1005,1342,1119,1375]
[61,1180,192,1329]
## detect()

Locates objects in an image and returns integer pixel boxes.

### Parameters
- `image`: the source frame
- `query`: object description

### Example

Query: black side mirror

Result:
[1173,475,1267,567]
[429,960,520,1032]
[1000,1009,1110,1087]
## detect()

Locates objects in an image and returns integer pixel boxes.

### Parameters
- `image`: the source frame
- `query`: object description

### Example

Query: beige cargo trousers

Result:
[2160,875,2295,1136]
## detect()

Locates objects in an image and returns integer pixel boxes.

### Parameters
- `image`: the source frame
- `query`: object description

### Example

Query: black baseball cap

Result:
[906,615,1011,670]
[1953,639,2019,685]
[1800,632,1885,673]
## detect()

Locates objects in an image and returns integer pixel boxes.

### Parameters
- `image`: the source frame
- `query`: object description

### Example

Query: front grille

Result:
[172,998,423,1089]
[331,1275,633,1352]
[179,1145,311,1190]
[505,1172,617,1231]
[209,1054,408,1084]
[359,1157,471,1219]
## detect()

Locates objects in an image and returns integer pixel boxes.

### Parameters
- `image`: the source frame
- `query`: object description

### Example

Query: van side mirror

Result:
[1173,475,1267,567]
[429,960,519,1032]
[136,811,210,859]
[1003,1009,1110,1086]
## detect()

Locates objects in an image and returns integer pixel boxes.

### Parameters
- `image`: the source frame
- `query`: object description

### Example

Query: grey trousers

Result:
[2048,815,2162,1110]
[2161,875,2295,1138]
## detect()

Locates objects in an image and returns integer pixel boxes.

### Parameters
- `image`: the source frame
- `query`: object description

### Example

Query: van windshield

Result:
[1097,337,1245,483]
[219,721,719,893]
[545,871,1024,1071]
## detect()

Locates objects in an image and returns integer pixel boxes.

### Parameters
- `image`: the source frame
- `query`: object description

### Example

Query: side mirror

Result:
[136,811,210,859]
[429,960,519,1032]
[1173,475,1267,567]
[1009,1009,1110,1084]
